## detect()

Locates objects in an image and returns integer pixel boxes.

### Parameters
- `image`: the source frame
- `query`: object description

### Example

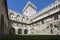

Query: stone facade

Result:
[0,0,60,35]
[8,0,60,35]
[0,0,8,35]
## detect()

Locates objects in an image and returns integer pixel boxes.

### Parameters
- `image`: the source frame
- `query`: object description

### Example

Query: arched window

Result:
[10,13,14,18]
[18,29,22,34]
[24,29,28,34]
[1,15,4,35]
[16,15,20,20]
[10,28,15,35]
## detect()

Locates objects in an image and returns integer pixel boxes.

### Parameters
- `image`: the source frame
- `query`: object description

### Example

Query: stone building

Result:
[0,0,8,35]
[8,0,60,35]
[0,0,60,35]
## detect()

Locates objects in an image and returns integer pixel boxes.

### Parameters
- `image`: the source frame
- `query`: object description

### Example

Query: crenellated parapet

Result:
[31,0,60,22]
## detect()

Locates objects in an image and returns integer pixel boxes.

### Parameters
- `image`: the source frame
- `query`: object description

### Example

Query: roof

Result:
[23,1,37,12]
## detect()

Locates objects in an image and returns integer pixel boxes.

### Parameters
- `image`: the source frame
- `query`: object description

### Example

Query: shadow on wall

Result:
[0,15,4,35]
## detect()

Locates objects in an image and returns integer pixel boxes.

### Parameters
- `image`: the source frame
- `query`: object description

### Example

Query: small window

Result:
[47,26,49,29]
[56,6,58,9]
[50,29,53,34]
[53,7,55,10]
[54,15,58,20]
[16,15,20,21]
[22,17,25,19]
[54,25,57,28]
[41,20,44,24]
[50,24,53,28]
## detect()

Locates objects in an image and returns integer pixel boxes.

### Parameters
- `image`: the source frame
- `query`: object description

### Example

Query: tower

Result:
[0,0,8,35]
[23,1,37,17]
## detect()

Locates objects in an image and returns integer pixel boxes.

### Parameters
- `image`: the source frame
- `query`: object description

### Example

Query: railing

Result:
[45,18,60,23]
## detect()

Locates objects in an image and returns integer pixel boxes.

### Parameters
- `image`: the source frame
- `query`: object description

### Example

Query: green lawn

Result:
[0,35,60,40]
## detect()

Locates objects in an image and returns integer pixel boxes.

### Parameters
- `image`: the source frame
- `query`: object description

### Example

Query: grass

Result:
[0,35,60,40]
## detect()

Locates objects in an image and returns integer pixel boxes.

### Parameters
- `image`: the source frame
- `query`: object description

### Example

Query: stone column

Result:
[22,29,24,34]
[28,28,31,34]
[15,29,18,34]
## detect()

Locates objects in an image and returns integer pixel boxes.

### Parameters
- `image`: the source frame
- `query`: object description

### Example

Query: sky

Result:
[7,0,56,14]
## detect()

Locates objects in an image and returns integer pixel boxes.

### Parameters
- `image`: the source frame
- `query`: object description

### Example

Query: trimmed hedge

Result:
[0,35,60,40]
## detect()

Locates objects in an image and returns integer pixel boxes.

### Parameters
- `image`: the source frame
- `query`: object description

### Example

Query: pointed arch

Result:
[10,12,14,18]
[18,29,22,34]
[24,29,28,34]
[16,15,20,20]
[10,27,15,35]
